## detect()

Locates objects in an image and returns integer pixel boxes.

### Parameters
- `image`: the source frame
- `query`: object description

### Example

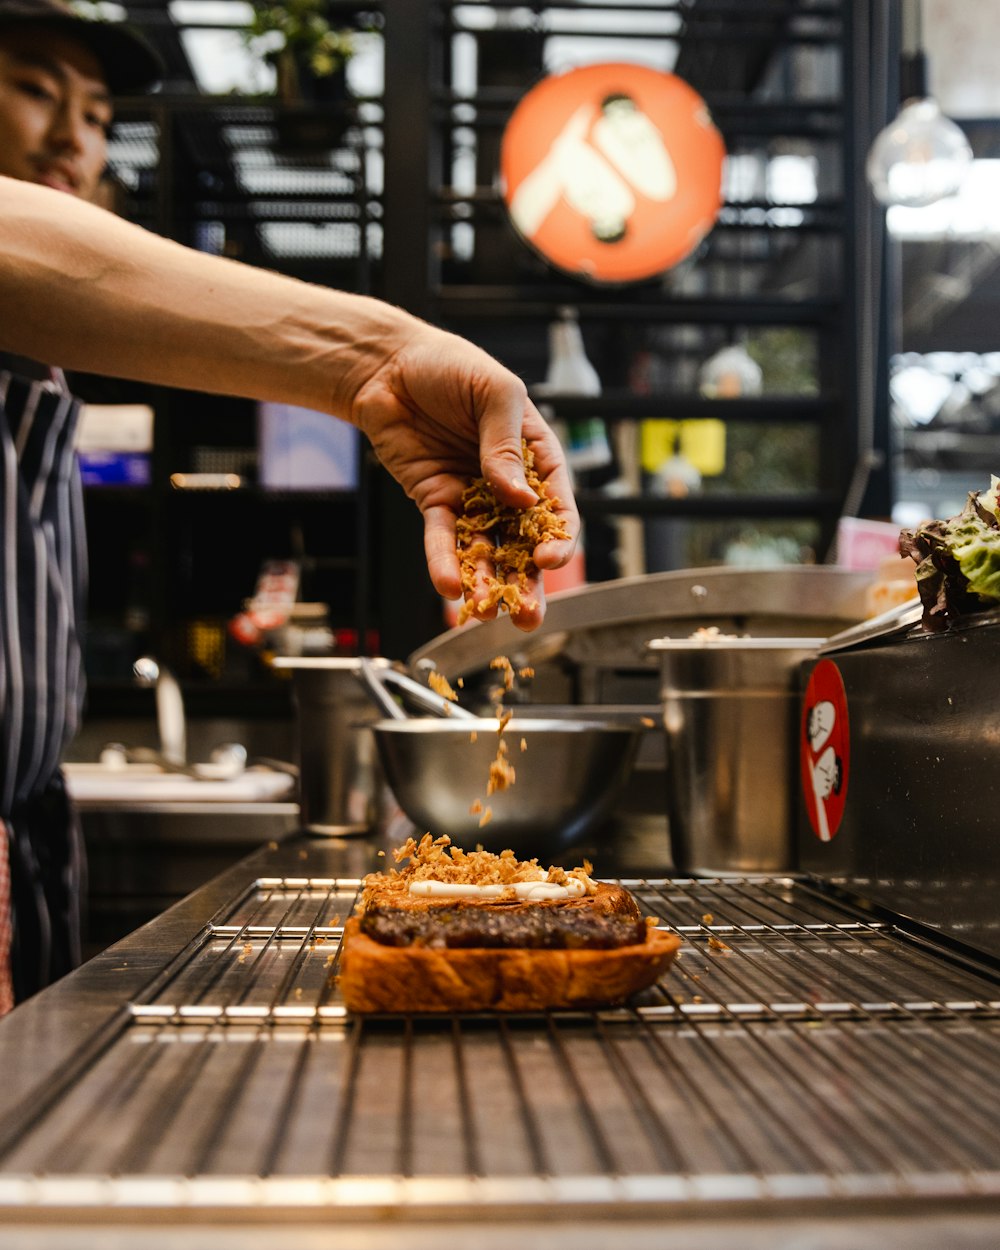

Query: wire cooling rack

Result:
[1,875,999,1212]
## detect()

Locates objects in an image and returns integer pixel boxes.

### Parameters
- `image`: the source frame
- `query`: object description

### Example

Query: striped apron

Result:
[0,364,88,1012]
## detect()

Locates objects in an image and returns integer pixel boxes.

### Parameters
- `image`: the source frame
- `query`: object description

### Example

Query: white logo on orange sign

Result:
[509,93,677,246]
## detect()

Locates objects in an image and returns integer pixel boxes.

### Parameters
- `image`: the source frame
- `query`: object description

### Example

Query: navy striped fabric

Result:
[0,370,87,812]
[0,368,88,1000]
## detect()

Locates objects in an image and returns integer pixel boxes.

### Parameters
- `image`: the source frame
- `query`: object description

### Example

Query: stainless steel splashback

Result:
[409,567,872,701]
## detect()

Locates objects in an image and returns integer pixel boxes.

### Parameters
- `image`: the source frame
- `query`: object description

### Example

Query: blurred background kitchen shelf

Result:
[53,0,998,957]
[75,0,915,720]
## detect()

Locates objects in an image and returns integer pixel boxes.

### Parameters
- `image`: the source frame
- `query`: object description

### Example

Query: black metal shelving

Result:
[377,0,893,633]
[84,19,385,695]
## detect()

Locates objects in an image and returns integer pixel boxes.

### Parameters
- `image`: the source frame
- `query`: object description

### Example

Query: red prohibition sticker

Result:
[499,62,726,284]
[800,659,850,842]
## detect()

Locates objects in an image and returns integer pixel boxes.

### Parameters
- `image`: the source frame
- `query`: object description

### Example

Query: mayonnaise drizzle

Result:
[408,878,586,901]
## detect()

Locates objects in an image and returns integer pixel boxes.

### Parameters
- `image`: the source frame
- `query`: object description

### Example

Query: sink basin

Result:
[63,762,296,806]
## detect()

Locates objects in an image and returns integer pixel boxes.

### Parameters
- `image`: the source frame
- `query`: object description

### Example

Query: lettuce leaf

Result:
[899,478,1000,631]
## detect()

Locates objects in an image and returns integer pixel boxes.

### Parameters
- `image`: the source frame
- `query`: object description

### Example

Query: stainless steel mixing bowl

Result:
[371,717,641,852]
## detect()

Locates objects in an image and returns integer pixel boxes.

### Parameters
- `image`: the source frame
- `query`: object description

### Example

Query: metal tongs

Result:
[357,657,477,721]
[818,595,923,655]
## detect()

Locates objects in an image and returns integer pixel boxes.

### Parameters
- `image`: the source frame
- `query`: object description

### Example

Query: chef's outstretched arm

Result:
[0,177,578,629]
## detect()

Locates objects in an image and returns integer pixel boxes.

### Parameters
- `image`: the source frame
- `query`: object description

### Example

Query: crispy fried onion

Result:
[427,670,459,703]
[364,833,597,899]
[456,441,569,625]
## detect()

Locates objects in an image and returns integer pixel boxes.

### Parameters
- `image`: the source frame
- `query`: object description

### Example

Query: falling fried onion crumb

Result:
[427,670,459,703]
[487,749,515,796]
[465,653,537,817]
[490,655,516,692]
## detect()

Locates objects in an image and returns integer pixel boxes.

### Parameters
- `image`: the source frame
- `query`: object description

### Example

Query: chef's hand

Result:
[349,328,579,631]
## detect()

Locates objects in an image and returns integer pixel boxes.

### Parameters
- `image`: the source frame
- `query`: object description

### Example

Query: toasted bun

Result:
[338,916,681,1014]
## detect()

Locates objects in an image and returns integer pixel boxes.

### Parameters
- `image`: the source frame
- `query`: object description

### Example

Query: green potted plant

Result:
[244,0,357,105]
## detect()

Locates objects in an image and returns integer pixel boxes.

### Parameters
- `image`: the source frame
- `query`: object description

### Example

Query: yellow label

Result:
[640,419,726,476]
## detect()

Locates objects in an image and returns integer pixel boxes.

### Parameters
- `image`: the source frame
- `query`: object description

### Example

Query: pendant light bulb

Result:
[866,97,972,209]
[866,2,972,210]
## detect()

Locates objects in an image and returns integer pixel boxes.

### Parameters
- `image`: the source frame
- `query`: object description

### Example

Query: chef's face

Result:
[0,28,111,202]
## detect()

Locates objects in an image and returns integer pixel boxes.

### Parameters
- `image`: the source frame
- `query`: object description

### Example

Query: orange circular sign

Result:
[500,63,726,285]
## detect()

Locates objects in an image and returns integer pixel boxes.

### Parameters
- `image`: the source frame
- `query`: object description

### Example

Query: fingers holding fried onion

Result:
[456,441,568,627]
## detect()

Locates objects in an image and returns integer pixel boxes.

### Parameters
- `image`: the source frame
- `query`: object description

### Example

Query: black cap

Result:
[0,0,163,94]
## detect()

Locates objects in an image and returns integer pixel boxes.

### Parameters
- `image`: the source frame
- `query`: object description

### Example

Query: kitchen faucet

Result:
[133,656,187,767]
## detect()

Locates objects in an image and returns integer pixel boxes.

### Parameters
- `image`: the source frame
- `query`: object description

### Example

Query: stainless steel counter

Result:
[2,831,1000,1249]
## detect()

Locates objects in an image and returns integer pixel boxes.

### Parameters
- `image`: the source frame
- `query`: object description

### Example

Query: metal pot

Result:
[648,635,820,873]
[272,656,389,834]
[372,717,641,853]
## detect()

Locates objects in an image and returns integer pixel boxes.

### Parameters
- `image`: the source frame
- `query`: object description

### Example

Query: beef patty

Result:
[360,881,647,950]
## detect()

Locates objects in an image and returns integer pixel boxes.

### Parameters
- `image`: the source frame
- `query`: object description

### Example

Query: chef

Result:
[0,0,167,1015]
[0,0,578,1012]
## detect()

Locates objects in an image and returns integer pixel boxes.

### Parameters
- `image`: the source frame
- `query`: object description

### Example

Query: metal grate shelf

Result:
[2,875,1000,1215]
